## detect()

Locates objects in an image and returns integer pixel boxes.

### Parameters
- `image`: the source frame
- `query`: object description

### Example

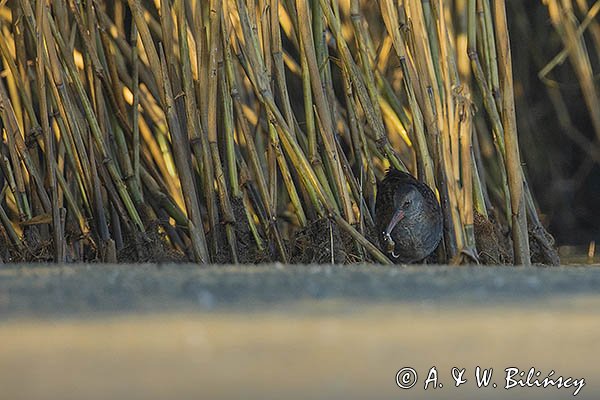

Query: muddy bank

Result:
[1,264,599,317]
[1,286,600,400]
[2,264,600,400]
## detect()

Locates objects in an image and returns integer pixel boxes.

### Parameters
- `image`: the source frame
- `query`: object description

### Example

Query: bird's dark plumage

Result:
[375,168,443,263]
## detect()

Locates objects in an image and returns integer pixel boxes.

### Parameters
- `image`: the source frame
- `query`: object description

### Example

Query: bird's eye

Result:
[403,200,411,208]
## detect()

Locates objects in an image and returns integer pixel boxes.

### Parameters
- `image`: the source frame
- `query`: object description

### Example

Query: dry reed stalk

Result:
[0,0,569,265]
[493,0,530,265]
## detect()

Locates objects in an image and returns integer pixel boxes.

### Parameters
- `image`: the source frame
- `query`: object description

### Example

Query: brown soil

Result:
[208,197,270,264]
[0,207,560,266]
[529,224,561,266]
[289,218,360,264]
[0,226,56,263]
[473,211,560,266]
[474,211,513,265]
[118,223,187,263]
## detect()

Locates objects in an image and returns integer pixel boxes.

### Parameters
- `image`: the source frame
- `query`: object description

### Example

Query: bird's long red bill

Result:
[384,209,405,237]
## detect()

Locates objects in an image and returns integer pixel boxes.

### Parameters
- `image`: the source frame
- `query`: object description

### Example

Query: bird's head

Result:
[383,185,423,237]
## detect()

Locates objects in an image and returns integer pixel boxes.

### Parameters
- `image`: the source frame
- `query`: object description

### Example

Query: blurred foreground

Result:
[1,264,599,399]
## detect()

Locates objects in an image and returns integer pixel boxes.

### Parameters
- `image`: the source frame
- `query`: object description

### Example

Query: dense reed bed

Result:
[0,0,592,264]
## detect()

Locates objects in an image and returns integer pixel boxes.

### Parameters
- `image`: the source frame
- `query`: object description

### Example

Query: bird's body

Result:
[375,168,443,263]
